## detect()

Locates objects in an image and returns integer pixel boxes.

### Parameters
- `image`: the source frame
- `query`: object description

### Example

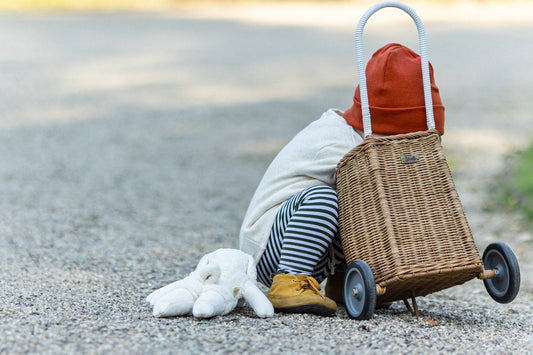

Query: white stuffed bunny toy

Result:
[146,248,274,318]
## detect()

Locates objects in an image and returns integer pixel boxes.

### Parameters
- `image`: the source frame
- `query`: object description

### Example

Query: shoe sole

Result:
[274,304,336,317]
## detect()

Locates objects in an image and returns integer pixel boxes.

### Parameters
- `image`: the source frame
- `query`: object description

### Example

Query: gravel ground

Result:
[1,3,532,354]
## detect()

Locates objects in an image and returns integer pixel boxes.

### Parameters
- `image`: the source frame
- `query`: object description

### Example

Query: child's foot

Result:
[267,274,337,316]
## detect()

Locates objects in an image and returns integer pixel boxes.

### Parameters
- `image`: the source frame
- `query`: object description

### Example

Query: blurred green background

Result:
[495,143,533,226]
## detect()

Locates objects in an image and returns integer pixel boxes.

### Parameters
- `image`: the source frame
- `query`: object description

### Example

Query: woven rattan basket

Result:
[337,130,483,302]
[336,1,483,303]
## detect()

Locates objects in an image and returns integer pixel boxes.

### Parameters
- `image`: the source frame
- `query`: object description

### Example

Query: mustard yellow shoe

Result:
[267,274,337,316]
[325,271,345,305]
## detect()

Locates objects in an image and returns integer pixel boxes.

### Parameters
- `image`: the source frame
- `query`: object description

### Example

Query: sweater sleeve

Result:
[239,109,362,263]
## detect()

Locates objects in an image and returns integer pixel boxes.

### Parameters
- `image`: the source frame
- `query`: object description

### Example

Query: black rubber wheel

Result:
[343,260,376,320]
[482,242,520,304]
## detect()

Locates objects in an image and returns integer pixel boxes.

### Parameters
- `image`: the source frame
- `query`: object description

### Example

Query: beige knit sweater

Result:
[239,109,363,263]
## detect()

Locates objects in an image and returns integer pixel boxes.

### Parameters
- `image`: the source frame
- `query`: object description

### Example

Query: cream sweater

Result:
[239,109,363,263]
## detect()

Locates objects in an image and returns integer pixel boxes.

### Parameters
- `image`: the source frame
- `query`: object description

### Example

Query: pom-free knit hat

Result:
[344,43,445,135]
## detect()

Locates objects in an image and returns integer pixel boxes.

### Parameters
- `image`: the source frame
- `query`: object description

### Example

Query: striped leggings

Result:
[257,185,346,287]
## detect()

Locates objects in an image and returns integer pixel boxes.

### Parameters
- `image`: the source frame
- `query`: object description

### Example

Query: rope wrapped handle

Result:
[355,0,435,137]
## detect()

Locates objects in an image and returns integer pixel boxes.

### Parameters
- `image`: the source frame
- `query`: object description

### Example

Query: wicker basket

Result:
[337,130,483,302]
[336,1,483,302]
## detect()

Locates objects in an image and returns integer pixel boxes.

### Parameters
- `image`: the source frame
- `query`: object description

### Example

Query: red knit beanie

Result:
[344,43,445,135]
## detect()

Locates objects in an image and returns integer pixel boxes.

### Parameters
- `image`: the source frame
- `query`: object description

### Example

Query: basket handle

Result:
[355,0,435,137]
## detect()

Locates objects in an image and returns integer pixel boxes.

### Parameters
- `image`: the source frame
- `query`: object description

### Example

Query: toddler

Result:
[239,43,445,316]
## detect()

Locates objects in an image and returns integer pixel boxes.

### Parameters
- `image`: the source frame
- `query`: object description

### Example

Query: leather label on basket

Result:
[401,155,420,164]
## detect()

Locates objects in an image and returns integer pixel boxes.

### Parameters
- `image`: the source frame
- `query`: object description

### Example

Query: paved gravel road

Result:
[1,3,532,354]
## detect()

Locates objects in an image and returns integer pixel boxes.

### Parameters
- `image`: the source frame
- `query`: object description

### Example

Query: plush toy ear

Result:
[242,280,274,318]
[151,289,196,317]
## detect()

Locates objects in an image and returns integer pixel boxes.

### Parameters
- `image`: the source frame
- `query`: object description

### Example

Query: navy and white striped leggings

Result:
[257,185,346,287]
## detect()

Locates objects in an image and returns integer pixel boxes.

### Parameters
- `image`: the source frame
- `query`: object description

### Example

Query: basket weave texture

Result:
[336,130,483,301]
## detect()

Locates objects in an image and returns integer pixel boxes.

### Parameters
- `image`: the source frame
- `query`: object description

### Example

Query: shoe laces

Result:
[293,275,324,297]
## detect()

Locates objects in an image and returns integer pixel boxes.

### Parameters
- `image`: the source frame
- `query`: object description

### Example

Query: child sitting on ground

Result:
[239,43,445,316]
